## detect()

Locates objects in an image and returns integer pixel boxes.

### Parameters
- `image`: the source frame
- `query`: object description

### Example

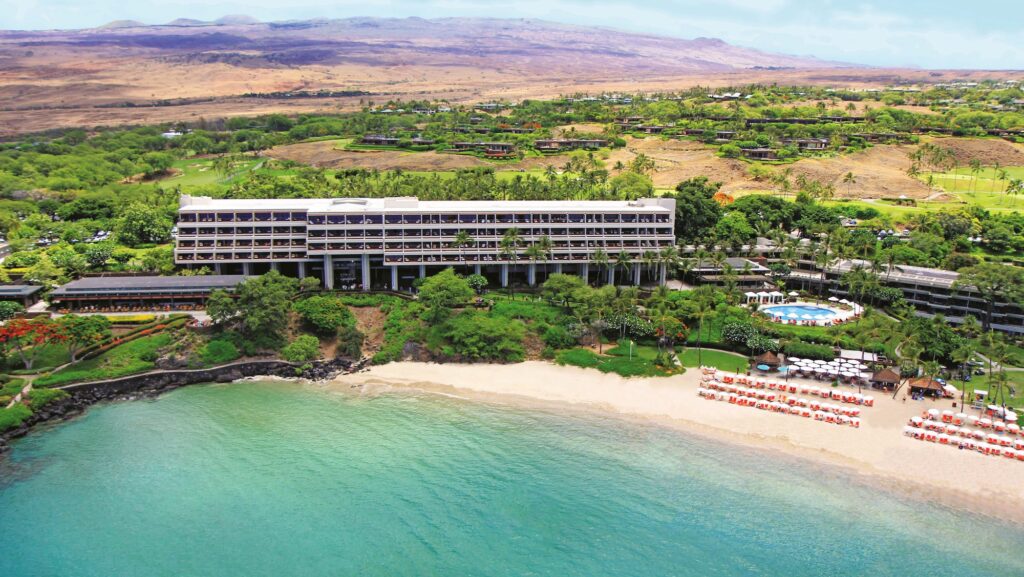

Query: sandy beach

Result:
[331,361,1024,524]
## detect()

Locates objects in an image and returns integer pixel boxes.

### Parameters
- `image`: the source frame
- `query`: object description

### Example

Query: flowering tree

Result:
[0,317,67,370]
[58,315,112,362]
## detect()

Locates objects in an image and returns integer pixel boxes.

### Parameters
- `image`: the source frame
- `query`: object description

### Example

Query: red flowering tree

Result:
[0,317,67,371]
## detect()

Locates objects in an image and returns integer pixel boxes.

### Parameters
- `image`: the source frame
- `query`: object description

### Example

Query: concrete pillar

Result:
[633,264,641,285]
[361,254,371,291]
[297,262,306,279]
[659,264,667,286]
[269,262,279,272]
[527,264,537,286]
[500,264,509,287]
[390,266,399,291]
[474,264,481,276]
[419,264,426,279]
[323,255,334,290]
[214,263,222,274]
[607,268,615,286]
[242,263,252,276]
[580,263,589,283]
[554,263,563,274]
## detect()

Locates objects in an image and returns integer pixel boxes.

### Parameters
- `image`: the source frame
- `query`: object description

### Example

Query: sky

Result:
[1,0,1022,69]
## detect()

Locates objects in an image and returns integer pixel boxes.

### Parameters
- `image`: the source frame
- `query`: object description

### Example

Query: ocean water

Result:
[1,381,1022,577]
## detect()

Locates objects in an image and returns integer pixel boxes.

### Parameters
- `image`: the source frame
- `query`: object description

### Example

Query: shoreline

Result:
[331,361,1024,525]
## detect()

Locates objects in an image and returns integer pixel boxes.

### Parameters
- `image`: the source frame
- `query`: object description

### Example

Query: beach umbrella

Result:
[787,357,802,363]
[839,299,850,304]
[828,296,839,302]
[814,359,828,365]
[756,364,770,371]
[788,291,799,296]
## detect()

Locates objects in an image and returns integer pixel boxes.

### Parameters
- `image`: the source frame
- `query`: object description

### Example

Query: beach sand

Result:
[330,361,1024,524]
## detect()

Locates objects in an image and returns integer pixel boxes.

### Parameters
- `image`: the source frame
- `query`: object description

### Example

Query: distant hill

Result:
[214,15,260,26]
[95,19,146,30]
[165,18,208,27]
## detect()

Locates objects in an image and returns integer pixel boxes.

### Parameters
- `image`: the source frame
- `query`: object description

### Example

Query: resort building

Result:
[174,195,677,291]
[786,259,1024,335]
[0,284,43,308]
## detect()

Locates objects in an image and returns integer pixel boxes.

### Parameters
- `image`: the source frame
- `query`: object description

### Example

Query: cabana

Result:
[909,377,946,398]
[869,367,901,391]
[754,351,782,369]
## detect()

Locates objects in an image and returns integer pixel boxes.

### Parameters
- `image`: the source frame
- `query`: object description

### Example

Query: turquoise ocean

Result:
[1,380,1022,576]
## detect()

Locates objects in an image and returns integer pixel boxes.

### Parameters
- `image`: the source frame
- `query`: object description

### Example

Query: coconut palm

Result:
[451,230,475,273]
[524,243,545,286]
[591,248,610,286]
[500,227,522,299]
[641,250,658,282]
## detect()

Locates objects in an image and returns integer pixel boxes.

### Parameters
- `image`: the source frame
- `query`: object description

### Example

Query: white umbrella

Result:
[787,357,802,363]
[788,291,799,296]
[814,359,828,365]
[814,367,827,373]
[856,364,868,370]
[839,299,850,304]
[828,296,839,302]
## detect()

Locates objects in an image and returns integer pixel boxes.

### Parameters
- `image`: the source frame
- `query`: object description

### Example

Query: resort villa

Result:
[173,195,677,291]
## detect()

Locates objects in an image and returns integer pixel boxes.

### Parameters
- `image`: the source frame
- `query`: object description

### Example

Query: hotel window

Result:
[198,213,216,223]
[217,213,235,222]
[236,213,253,222]
[217,227,233,235]
[199,228,215,236]
[291,212,306,221]
[179,213,197,222]
[308,215,325,225]
[255,227,272,235]
[254,212,272,222]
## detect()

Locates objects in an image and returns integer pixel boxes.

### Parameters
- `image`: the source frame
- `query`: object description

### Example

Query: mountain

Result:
[214,15,260,26]
[95,19,146,30]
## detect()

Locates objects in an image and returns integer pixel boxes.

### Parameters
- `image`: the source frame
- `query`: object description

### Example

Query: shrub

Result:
[0,404,32,432]
[282,335,321,363]
[201,339,241,366]
[556,348,602,369]
[782,340,834,360]
[335,325,364,359]
[294,296,356,335]
[27,387,68,408]
[542,325,576,349]
[441,312,525,362]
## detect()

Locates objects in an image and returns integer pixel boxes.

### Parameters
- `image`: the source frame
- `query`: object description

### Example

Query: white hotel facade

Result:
[174,195,676,290]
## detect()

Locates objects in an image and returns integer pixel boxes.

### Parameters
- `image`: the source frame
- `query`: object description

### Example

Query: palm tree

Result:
[658,245,679,285]
[969,159,983,194]
[524,243,544,286]
[952,343,975,411]
[641,250,658,283]
[537,235,554,279]
[614,251,632,285]
[591,248,610,286]
[894,337,923,399]
[451,230,475,273]
[842,172,856,197]
[500,227,522,299]
[689,285,715,367]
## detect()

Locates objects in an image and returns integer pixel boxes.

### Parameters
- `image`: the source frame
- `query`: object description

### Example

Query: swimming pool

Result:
[762,304,838,322]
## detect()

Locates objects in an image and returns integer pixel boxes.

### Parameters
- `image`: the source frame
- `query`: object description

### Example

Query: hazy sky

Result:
[1,0,1022,69]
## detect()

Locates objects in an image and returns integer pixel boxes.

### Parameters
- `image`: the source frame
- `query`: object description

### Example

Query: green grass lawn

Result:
[4,344,72,373]
[164,158,264,190]
[34,333,172,387]
[677,348,748,372]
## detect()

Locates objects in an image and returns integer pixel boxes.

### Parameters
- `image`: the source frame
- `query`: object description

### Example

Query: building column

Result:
[361,254,371,292]
[554,263,563,275]
[323,255,334,290]
[269,262,279,272]
[580,263,589,283]
[607,268,615,286]
[390,266,399,291]
[659,264,667,286]
[242,263,252,276]
[500,264,509,287]
[214,263,222,274]
[527,264,537,286]
[419,264,426,279]
[474,264,481,276]
[633,264,641,285]
[297,262,306,279]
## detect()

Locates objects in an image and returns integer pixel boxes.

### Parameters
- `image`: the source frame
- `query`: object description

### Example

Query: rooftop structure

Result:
[50,275,248,312]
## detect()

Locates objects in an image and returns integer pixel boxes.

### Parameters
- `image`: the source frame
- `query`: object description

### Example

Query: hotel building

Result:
[174,195,676,290]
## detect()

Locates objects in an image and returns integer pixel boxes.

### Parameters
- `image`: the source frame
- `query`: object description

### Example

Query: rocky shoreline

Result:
[0,357,368,454]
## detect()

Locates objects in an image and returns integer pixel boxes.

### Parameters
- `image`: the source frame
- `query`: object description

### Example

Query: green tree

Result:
[418,268,474,323]
[282,335,321,363]
[232,271,298,341]
[83,242,114,269]
[116,203,172,247]
[0,301,24,322]
[499,227,523,298]
[59,314,112,362]
[293,296,355,336]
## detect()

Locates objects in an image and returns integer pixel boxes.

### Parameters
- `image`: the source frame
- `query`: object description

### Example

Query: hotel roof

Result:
[51,275,248,297]
[179,195,675,214]
[0,284,43,297]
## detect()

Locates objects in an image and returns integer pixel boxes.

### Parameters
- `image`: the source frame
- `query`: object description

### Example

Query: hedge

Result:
[782,340,835,361]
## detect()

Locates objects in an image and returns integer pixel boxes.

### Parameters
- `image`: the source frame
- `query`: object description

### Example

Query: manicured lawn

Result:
[947,371,1024,410]
[164,157,263,190]
[677,348,748,372]
[556,343,675,378]
[34,333,173,387]
[4,344,72,373]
